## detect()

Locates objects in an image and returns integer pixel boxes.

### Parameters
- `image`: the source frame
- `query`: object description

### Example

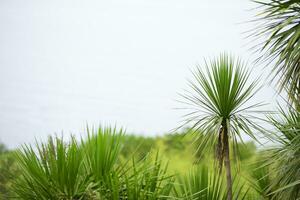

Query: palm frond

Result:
[253,0,300,101]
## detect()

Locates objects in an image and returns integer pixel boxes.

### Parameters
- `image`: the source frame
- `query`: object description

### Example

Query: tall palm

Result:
[253,0,300,103]
[180,54,263,200]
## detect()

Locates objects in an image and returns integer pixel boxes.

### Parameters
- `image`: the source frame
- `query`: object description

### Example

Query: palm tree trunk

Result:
[224,126,232,200]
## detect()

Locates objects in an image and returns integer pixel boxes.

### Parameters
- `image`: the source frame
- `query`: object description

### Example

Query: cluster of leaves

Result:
[11,127,174,200]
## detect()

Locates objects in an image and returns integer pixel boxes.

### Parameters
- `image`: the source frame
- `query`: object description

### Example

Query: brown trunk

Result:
[224,126,232,200]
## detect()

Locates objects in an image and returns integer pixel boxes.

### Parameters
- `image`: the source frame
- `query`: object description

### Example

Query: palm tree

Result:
[180,54,263,200]
[253,0,300,104]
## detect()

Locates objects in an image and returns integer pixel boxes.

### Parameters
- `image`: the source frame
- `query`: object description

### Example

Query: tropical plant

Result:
[180,54,263,200]
[12,127,175,200]
[81,127,174,199]
[79,126,125,199]
[82,126,124,182]
[251,1,300,197]
[253,0,300,103]
[264,104,300,199]
[13,136,93,199]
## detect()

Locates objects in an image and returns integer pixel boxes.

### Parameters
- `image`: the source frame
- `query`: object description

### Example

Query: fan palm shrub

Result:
[253,0,300,103]
[13,137,92,199]
[12,126,175,200]
[180,54,263,200]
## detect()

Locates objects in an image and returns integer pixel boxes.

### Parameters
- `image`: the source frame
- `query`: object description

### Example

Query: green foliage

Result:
[234,142,256,161]
[265,105,300,199]
[120,134,155,161]
[5,126,261,200]
[252,0,300,198]
[121,153,174,200]
[82,126,124,181]
[2,117,299,200]
[175,165,249,200]
[0,150,18,199]
[175,166,226,200]
[13,137,92,199]
[163,133,186,152]
[1,1,300,199]
[11,127,175,200]
[180,54,264,200]
[247,154,276,200]
[253,0,300,101]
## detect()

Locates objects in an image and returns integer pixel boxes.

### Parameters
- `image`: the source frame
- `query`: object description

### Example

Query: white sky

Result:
[0,0,277,148]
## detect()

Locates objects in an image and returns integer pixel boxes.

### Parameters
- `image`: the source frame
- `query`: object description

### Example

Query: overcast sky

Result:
[0,0,277,148]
